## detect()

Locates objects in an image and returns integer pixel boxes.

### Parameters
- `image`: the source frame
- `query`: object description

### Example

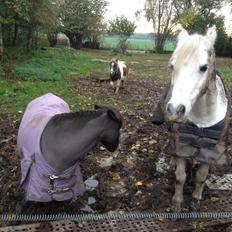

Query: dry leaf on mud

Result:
[131,144,140,150]
[135,181,143,187]
[112,172,121,181]
[99,146,106,151]
[149,139,157,145]
[127,158,133,164]
[211,197,220,202]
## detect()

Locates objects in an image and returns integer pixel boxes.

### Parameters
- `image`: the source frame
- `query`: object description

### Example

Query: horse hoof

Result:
[171,201,182,212]
[190,198,201,211]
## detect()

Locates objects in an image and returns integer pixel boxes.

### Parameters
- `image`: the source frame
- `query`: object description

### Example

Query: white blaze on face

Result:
[170,46,209,115]
[110,62,115,74]
[168,26,217,117]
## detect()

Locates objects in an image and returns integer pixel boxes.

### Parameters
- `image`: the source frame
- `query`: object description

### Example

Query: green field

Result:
[101,37,176,51]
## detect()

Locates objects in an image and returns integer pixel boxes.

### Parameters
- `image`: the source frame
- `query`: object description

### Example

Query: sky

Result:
[105,0,232,35]
[104,0,153,33]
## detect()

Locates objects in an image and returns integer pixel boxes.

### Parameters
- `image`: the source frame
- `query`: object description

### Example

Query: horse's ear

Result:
[94,105,101,109]
[206,25,217,46]
[107,109,122,125]
[177,28,188,44]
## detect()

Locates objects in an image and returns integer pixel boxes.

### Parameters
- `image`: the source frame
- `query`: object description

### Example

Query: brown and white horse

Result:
[109,58,129,93]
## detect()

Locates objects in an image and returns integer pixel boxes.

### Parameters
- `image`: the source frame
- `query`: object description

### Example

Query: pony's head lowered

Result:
[94,104,123,152]
[166,25,217,122]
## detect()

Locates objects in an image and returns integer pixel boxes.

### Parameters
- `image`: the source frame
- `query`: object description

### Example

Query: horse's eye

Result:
[200,65,208,72]
[169,64,174,70]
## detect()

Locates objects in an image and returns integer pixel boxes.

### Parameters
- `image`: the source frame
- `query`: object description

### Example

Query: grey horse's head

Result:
[166,26,217,122]
[94,105,123,152]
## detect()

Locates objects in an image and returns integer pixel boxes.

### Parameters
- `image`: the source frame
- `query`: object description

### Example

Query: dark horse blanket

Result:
[17,93,85,202]
[152,77,230,165]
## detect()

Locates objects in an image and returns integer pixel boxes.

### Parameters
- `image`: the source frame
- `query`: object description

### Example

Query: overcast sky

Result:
[105,0,232,34]
[104,0,153,33]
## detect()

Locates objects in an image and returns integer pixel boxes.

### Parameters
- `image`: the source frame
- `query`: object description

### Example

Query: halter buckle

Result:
[49,174,59,180]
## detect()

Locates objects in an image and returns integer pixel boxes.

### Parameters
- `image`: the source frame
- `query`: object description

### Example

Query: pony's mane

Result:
[52,109,105,122]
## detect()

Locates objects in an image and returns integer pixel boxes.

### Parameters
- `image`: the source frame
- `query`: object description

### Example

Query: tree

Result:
[0,0,59,55]
[26,0,59,49]
[0,0,29,58]
[172,0,232,56]
[144,0,174,53]
[177,9,231,56]
[107,16,136,53]
[173,0,222,18]
[60,0,107,49]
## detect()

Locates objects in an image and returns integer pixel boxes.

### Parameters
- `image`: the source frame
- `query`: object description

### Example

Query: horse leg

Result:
[191,163,209,209]
[121,80,125,89]
[171,157,187,212]
[110,81,115,90]
[115,80,121,94]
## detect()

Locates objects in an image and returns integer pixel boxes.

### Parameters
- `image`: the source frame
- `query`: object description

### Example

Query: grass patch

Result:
[11,47,106,81]
[101,37,175,51]
[216,57,232,85]
[0,47,109,113]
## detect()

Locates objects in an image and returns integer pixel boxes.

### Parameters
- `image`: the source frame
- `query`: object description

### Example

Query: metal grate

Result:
[1,195,232,231]
[0,219,170,232]
[1,218,232,232]
[0,221,75,232]
[206,174,232,190]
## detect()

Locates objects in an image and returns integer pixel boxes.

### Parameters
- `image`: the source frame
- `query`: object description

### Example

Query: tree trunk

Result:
[34,29,39,48]
[76,34,83,49]
[0,24,3,61]
[155,0,162,53]
[12,23,18,47]
[47,32,58,47]
[70,36,77,48]
[27,26,33,50]
[65,32,76,48]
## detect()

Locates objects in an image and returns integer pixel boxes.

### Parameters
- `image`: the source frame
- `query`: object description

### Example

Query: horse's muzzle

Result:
[165,103,186,122]
[110,72,115,78]
[102,141,119,152]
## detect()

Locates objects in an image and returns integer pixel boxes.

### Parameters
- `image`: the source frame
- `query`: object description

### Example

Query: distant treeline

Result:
[0,0,231,62]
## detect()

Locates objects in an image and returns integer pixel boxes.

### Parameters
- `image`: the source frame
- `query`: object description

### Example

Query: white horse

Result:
[153,26,230,212]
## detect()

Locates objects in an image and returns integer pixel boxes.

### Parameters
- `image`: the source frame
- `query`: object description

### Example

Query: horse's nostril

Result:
[167,103,175,114]
[177,104,186,115]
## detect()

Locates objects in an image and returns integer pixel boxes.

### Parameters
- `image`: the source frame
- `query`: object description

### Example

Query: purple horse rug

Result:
[17,93,85,202]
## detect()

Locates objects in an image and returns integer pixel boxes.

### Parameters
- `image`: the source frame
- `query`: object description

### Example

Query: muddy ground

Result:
[1,73,232,231]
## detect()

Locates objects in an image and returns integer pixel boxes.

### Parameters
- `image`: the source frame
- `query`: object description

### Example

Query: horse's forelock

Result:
[172,35,212,70]
[109,59,118,65]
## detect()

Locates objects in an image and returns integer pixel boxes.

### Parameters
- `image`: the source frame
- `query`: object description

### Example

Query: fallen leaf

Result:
[127,158,133,164]
[99,146,106,151]
[131,144,140,150]
[211,197,220,202]
[149,139,157,145]
[112,172,121,181]
[135,181,143,187]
